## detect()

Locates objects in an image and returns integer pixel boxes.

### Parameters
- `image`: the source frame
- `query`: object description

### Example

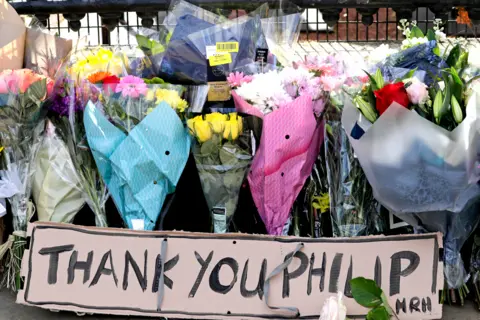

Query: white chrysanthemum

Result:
[401,36,429,49]
[235,70,292,114]
[368,44,396,64]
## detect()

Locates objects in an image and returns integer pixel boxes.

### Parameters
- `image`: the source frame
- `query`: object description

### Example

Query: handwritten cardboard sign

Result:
[18,222,443,319]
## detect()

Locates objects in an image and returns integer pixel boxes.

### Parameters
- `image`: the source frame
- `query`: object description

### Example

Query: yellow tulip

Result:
[193,118,213,143]
[223,116,243,140]
[205,113,227,133]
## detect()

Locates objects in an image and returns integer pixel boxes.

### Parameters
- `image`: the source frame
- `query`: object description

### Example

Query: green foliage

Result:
[136,34,166,56]
[350,277,394,320]
[409,26,424,38]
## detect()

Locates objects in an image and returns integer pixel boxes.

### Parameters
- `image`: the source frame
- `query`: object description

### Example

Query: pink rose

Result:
[406,80,429,105]
[0,69,53,97]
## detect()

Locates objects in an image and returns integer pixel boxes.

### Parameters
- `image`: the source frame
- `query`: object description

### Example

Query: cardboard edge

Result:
[28,221,442,242]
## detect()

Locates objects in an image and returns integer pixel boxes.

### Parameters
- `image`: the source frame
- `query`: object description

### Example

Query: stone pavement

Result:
[0,290,479,320]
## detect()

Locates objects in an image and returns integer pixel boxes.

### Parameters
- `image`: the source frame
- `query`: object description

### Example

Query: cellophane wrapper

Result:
[191,118,252,233]
[325,107,384,237]
[342,86,480,289]
[49,78,109,227]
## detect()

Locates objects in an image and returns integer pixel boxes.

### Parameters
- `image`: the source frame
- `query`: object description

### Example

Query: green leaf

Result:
[364,70,378,91]
[136,34,165,56]
[426,29,436,41]
[350,277,383,308]
[410,26,424,38]
[367,306,390,320]
[446,44,461,68]
[26,78,47,102]
[380,292,394,317]
[402,68,417,80]
[374,69,385,89]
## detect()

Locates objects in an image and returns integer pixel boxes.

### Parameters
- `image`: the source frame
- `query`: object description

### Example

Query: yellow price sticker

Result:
[216,42,239,53]
[209,53,232,67]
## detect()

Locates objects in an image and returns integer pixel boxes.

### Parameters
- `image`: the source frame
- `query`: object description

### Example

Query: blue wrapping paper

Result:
[83,101,191,230]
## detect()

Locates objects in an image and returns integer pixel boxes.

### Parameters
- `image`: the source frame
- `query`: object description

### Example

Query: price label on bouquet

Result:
[209,53,232,66]
[18,222,443,320]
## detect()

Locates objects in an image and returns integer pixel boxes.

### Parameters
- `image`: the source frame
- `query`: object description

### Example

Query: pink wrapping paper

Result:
[232,92,324,235]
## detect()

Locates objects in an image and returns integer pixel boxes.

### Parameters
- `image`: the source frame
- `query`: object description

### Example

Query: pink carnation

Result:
[320,76,344,92]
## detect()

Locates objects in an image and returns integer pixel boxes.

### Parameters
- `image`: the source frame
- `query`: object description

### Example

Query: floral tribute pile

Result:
[1,0,480,318]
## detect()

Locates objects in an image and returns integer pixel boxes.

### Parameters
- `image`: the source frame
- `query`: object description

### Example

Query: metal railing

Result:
[9,0,480,45]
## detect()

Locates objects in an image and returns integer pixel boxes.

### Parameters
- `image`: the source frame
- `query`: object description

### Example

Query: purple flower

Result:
[50,78,99,116]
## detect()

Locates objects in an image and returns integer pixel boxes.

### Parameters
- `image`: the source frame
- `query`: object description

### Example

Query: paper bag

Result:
[0,0,26,71]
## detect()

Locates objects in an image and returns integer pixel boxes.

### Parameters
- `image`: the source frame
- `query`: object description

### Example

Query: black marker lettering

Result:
[68,250,93,284]
[189,251,213,298]
[329,253,343,293]
[389,251,420,296]
[307,252,326,295]
[209,257,239,294]
[374,256,382,288]
[89,250,118,287]
[344,256,353,298]
[422,297,432,312]
[152,253,179,292]
[39,244,74,285]
[282,251,308,298]
[396,298,407,314]
[410,297,420,313]
[240,259,267,299]
[123,250,148,291]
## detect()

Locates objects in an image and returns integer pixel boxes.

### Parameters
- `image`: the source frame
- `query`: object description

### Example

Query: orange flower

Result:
[87,71,114,84]
[456,7,472,26]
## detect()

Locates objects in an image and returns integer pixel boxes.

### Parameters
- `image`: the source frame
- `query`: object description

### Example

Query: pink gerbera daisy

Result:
[115,75,148,98]
[227,72,253,88]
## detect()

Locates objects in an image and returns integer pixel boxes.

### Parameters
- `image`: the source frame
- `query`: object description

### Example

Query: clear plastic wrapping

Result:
[188,113,252,233]
[48,77,109,227]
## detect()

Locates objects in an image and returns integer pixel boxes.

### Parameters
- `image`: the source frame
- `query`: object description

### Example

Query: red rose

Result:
[102,75,121,93]
[373,82,410,115]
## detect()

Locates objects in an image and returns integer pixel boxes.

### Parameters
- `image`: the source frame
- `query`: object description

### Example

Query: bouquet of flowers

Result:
[187,112,252,233]
[69,47,126,81]
[48,77,108,227]
[230,64,331,235]
[84,75,191,231]
[317,54,387,237]
[342,30,480,298]
[32,119,85,223]
[0,69,53,290]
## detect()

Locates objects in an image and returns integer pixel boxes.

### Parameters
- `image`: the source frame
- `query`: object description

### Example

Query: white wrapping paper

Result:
[342,89,480,214]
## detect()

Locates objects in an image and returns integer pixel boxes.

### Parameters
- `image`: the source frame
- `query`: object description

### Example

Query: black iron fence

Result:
[8,0,480,45]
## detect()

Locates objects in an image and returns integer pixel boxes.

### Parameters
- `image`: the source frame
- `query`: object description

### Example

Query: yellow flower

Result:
[145,89,155,101]
[205,113,227,133]
[155,89,188,113]
[0,146,4,153]
[188,116,212,143]
[223,115,243,140]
